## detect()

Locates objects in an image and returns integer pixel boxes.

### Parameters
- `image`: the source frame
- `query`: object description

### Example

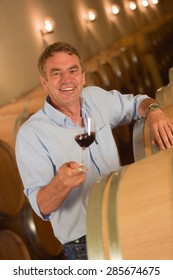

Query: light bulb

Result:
[41,17,56,35]
[142,0,149,7]
[129,1,137,10]
[151,0,159,4]
[112,4,120,15]
[87,9,97,22]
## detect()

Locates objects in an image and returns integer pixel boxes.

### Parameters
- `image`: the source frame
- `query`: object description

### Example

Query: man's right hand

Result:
[36,161,86,215]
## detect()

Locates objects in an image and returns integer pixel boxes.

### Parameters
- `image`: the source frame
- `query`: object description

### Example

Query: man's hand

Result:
[146,109,173,150]
[58,161,86,192]
[37,161,86,215]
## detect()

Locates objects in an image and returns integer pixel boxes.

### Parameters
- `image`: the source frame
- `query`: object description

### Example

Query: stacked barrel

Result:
[0,140,64,260]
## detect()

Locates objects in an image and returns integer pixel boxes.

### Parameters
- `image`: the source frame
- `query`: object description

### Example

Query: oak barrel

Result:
[0,139,63,259]
[87,147,173,259]
[0,140,25,215]
[0,230,30,260]
[0,201,63,260]
[21,202,63,259]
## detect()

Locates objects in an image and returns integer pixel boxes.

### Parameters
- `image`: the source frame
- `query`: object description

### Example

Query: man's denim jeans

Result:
[63,240,87,260]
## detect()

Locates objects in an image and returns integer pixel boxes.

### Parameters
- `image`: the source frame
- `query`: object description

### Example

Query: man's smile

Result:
[60,86,75,91]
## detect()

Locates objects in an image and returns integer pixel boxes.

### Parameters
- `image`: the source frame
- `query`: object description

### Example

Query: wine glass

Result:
[74,116,95,172]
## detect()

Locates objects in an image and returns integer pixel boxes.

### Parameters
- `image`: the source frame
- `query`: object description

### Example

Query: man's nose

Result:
[60,71,70,80]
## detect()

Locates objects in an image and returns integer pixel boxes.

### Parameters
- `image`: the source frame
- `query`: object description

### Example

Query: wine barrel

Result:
[87,147,173,260]
[0,200,64,260]
[133,103,173,161]
[20,202,64,259]
[0,139,63,259]
[0,230,31,260]
[0,140,25,215]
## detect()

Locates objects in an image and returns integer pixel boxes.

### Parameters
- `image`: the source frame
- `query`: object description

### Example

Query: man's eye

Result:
[70,68,78,73]
[52,71,61,76]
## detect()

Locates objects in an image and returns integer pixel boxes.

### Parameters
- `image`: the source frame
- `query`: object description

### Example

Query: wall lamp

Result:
[142,0,149,7]
[129,1,137,10]
[111,4,121,15]
[87,9,97,22]
[40,17,56,36]
[151,0,159,4]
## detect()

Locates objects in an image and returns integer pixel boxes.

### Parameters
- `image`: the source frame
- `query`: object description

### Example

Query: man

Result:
[15,42,173,260]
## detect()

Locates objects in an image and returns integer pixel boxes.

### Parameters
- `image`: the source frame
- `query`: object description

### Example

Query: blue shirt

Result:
[15,86,148,244]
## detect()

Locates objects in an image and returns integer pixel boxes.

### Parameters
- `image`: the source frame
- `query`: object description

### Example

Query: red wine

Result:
[75,132,95,148]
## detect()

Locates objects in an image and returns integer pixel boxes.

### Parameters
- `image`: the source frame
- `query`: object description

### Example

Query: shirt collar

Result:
[43,95,88,128]
[43,96,67,127]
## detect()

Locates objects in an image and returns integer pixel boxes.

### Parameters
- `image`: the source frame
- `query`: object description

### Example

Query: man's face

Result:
[40,52,85,109]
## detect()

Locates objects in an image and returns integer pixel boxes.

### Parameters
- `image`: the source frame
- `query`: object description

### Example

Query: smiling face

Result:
[40,52,85,112]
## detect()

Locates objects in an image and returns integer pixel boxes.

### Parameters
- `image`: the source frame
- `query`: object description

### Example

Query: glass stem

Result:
[81,147,86,168]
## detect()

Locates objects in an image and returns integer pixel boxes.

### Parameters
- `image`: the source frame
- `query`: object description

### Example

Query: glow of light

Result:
[129,1,137,10]
[111,4,120,15]
[44,20,53,32]
[142,0,149,7]
[41,17,56,35]
[151,0,159,4]
[87,9,97,22]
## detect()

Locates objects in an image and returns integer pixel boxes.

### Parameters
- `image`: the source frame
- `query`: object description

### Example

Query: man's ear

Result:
[40,75,48,91]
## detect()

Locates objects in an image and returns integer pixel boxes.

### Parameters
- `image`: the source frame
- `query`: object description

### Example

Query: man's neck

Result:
[50,98,81,125]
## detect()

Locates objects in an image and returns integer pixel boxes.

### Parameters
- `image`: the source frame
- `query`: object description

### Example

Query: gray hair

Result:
[38,41,84,77]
